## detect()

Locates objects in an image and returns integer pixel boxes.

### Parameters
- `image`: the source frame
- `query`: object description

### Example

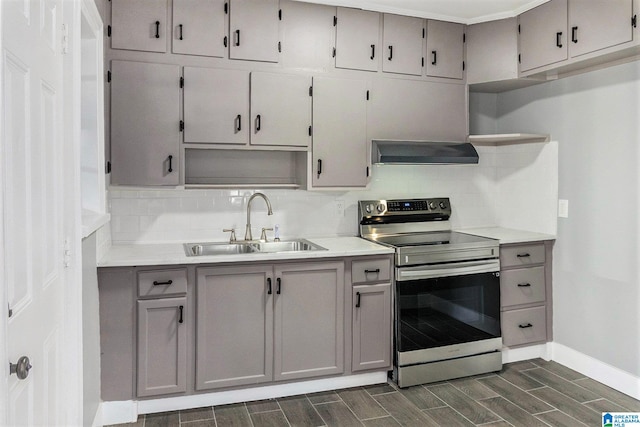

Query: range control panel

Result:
[358,198,451,216]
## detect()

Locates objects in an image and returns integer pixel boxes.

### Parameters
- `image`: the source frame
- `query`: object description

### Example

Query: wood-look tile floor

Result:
[113,359,640,427]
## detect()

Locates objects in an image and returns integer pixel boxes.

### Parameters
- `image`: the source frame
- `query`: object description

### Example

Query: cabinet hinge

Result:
[224,2,228,14]
[422,28,425,38]
[8,304,13,318]
[332,47,336,57]
[308,126,312,136]
[366,166,369,177]
[463,33,466,43]
[278,41,281,52]
[279,9,282,20]
[107,70,111,82]
[309,86,313,96]
[107,25,111,37]
[518,53,521,63]
[366,90,370,101]
[633,14,637,28]
[106,161,111,174]
[462,61,465,71]
[224,36,228,47]
[518,24,521,34]
[333,16,337,26]
[180,120,184,132]
[180,76,184,88]
[422,57,424,67]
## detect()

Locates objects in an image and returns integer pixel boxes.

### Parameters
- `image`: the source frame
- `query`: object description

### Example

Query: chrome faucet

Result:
[244,192,273,241]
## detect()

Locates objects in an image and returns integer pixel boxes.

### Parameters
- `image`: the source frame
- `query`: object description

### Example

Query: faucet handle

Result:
[223,228,237,243]
[260,227,274,242]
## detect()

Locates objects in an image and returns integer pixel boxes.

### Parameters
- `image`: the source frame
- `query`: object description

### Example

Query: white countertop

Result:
[97,236,394,267]
[457,227,556,245]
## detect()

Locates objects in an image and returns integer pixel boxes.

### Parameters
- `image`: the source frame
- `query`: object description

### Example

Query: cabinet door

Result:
[172,0,226,57]
[111,0,168,53]
[250,72,311,147]
[425,20,464,79]
[467,18,519,85]
[382,14,424,76]
[335,8,380,71]
[519,0,568,72]
[274,262,344,381]
[137,297,187,397]
[229,0,280,62]
[367,78,467,142]
[183,67,250,145]
[312,77,368,188]
[110,61,180,186]
[352,284,391,372]
[569,0,633,58]
[196,265,274,390]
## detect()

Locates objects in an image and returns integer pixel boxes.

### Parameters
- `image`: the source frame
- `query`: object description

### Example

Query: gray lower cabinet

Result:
[196,260,344,391]
[352,283,391,371]
[110,60,181,186]
[500,241,554,347]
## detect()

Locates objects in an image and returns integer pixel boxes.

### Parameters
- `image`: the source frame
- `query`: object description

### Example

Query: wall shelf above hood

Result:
[468,133,549,145]
[371,140,479,165]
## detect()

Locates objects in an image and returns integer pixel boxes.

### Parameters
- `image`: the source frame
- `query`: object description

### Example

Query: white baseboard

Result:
[502,343,552,363]
[550,342,640,400]
[99,372,387,426]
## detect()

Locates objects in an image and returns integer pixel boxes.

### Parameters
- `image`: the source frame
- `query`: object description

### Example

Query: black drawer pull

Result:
[153,280,173,286]
[155,21,160,39]
[355,292,361,308]
[370,44,375,60]
[571,26,578,43]
[178,305,184,324]
[518,323,533,329]
[235,29,241,46]
[179,24,183,40]
[167,155,173,173]
[364,268,380,274]
[317,159,322,178]
[388,45,393,61]
[256,114,261,132]
[267,277,272,295]
[556,31,562,48]
[517,283,531,287]
[276,277,281,295]
[235,114,242,132]
[516,253,531,258]
[431,50,437,65]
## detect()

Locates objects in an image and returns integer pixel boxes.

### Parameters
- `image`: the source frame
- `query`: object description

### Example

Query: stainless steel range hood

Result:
[371,140,479,165]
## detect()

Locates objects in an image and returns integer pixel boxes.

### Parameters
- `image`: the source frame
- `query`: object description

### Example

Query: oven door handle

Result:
[396,259,500,281]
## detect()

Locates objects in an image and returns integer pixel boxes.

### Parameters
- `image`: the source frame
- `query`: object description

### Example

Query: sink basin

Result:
[249,239,327,253]
[183,242,255,257]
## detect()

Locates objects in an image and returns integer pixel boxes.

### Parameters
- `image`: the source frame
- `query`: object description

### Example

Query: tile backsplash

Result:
[108,143,557,244]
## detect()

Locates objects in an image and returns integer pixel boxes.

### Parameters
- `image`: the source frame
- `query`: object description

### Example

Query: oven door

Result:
[395,260,501,366]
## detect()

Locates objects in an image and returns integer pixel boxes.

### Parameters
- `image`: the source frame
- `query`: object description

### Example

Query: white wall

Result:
[486,60,640,376]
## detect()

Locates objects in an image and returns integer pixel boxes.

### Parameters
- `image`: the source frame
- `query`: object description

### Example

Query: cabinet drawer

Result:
[500,266,545,307]
[138,269,187,297]
[500,243,545,268]
[502,306,546,347]
[352,258,391,284]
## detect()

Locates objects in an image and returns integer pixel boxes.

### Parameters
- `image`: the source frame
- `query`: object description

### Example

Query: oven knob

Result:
[429,202,436,210]
[439,201,447,209]
[365,204,372,213]
[377,203,386,213]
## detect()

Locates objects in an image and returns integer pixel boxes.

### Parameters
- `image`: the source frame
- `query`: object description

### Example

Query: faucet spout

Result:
[244,192,273,241]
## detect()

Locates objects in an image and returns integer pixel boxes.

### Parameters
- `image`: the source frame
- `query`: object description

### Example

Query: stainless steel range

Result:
[358,198,502,388]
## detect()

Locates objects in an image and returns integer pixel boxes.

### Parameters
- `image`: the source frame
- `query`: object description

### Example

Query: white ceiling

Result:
[294,0,550,24]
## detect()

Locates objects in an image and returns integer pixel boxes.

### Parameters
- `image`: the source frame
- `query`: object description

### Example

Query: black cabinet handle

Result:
[355,292,361,308]
[179,24,183,40]
[370,44,375,60]
[155,21,160,39]
[167,155,173,173]
[235,29,241,46]
[388,45,393,61]
[572,26,578,43]
[178,305,184,324]
[517,283,532,287]
[276,278,281,295]
[431,50,437,65]
[556,31,562,48]
[633,14,637,28]
[317,159,322,178]
[224,36,228,47]
[256,114,261,132]
[153,280,173,286]
[516,253,530,258]
[235,114,242,132]
[267,278,272,295]
[364,268,380,274]
[519,323,533,329]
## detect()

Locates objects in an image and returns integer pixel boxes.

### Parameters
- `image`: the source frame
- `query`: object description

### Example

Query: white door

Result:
[2,0,66,425]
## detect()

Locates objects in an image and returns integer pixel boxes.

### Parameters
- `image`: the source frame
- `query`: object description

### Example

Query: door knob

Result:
[9,356,32,380]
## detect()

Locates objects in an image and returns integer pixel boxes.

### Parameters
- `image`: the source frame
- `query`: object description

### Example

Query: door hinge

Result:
[278,41,281,52]
[309,86,313,96]
[106,161,111,174]
[633,14,637,28]
[179,120,184,131]
[180,76,184,88]
[224,2,228,14]
[308,126,312,136]
[279,9,282,20]
[107,25,111,37]
[332,47,336,57]
[333,16,337,26]
[107,70,111,82]
[366,90,369,100]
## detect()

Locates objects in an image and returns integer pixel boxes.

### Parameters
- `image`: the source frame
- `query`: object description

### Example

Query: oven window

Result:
[396,272,500,352]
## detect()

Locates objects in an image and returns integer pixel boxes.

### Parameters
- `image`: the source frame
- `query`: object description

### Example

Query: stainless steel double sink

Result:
[183,239,327,257]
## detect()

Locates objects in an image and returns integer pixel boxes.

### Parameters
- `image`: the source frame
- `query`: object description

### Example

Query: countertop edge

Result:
[457,227,556,245]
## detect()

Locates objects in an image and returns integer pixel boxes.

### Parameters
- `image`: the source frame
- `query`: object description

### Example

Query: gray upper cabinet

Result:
[382,14,424,76]
[137,297,187,397]
[229,0,280,62]
[111,0,168,53]
[195,265,273,390]
[183,67,250,145]
[250,72,312,148]
[274,262,344,381]
[335,8,380,72]
[352,283,391,372]
[312,77,368,188]
[425,20,465,79]
[279,0,336,72]
[568,0,633,58]
[467,18,519,86]
[518,0,568,72]
[110,60,180,186]
[172,0,226,57]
